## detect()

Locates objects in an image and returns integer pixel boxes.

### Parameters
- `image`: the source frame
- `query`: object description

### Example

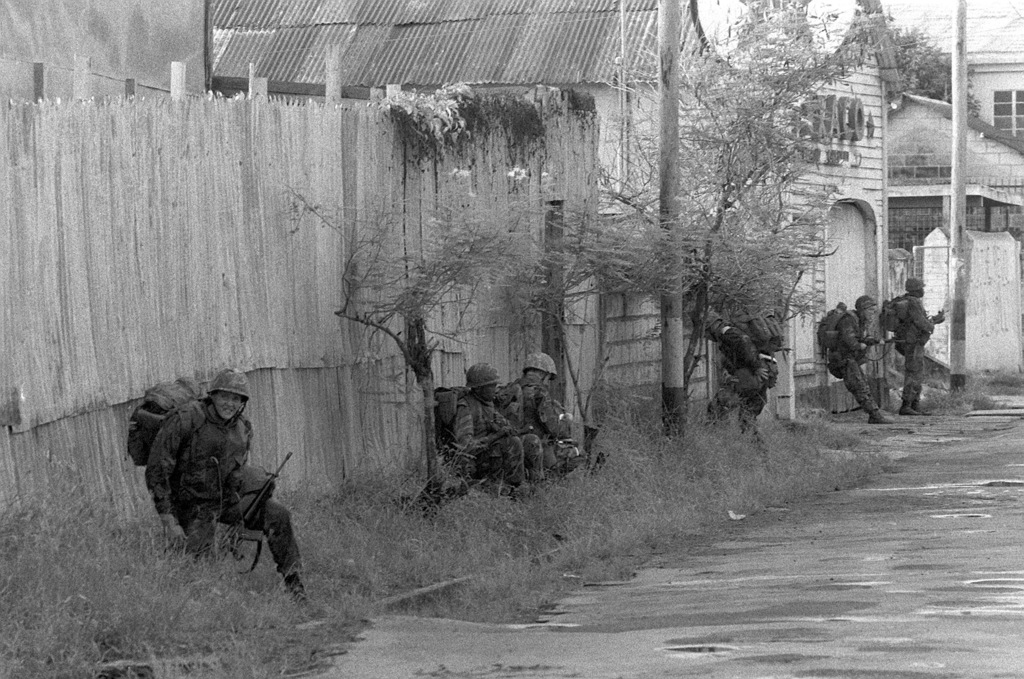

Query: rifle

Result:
[231,451,293,573]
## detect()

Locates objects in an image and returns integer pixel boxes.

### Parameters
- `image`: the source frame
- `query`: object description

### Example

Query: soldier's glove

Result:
[755,366,770,384]
[931,310,946,324]
[159,513,186,548]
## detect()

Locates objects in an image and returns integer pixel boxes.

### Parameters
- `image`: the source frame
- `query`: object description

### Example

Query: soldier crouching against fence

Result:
[503,352,576,481]
[705,310,777,435]
[453,363,532,493]
[827,295,894,425]
[145,368,306,600]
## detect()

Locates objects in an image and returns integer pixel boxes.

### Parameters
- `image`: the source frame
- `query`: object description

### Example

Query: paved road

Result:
[327,412,1024,678]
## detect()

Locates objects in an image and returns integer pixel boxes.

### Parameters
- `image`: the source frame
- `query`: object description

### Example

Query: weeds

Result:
[920,371,1007,415]
[1,416,885,678]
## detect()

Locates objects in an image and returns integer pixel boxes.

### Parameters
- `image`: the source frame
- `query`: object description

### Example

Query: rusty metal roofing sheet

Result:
[212,0,667,87]
[213,0,659,27]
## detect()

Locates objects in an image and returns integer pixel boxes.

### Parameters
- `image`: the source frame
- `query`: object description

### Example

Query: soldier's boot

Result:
[898,399,922,416]
[284,572,307,603]
[867,409,894,425]
[910,399,931,416]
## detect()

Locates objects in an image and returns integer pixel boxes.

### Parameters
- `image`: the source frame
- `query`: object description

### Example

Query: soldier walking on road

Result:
[146,368,306,600]
[893,278,945,416]
[826,295,893,424]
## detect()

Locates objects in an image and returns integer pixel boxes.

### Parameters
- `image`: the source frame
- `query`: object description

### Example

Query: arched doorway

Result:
[823,201,878,411]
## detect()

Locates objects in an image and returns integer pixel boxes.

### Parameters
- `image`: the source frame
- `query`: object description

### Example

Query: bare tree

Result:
[288,189,539,491]
[599,2,883,429]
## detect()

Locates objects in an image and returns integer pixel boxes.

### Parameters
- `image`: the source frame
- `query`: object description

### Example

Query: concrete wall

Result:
[889,101,1024,186]
[920,229,1022,372]
[972,65,1024,129]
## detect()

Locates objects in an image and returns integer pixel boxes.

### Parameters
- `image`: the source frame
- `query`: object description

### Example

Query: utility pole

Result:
[658,0,685,433]
[949,0,968,391]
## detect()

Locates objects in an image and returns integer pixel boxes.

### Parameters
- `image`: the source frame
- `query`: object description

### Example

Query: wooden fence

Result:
[0,93,599,511]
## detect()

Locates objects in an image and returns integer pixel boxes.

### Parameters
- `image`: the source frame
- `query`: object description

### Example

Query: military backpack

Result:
[880,295,910,335]
[126,378,204,466]
[731,312,785,355]
[816,304,852,354]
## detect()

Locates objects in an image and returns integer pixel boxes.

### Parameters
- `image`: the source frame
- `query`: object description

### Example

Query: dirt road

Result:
[326,411,1024,678]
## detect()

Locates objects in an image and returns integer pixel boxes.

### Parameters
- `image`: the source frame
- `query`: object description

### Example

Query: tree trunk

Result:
[420,375,438,488]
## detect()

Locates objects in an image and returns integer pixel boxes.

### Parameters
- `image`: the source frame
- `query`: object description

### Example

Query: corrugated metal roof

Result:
[212,0,662,87]
[211,0,883,89]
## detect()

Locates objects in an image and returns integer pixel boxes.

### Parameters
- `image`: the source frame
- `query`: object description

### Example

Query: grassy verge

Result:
[918,369,1024,415]
[1,415,884,678]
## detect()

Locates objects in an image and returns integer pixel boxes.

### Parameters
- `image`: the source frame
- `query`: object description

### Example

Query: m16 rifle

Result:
[226,452,293,573]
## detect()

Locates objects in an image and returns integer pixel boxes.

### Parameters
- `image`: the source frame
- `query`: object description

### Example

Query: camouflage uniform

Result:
[453,364,528,487]
[894,279,944,415]
[505,353,573,481]
[827,296,892,424]
[146,369,304,597]
[706,312,774,432]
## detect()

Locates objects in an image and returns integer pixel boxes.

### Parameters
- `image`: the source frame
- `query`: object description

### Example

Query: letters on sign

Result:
[799,95,868,144]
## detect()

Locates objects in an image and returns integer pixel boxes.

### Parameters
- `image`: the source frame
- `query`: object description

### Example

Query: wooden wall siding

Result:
[788,60,887,400]
[0,95,599,509]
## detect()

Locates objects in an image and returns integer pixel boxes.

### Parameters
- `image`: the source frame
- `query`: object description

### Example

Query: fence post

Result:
[325,45,341,103]
[248,63,268,99]
[33,63,44,102]
[170,62,186,100]
[73,55,91,101]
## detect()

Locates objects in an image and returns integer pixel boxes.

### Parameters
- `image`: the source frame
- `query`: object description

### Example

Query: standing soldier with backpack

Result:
[892,278,945,416]
[145,368,306,600]
[825,296,893,424]
[705,309,780,434]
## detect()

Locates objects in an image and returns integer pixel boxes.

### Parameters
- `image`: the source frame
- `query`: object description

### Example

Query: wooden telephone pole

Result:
[949,0,968,390]
[659,0,686,432]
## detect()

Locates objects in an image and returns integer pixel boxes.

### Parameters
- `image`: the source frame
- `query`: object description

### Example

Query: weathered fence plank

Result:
[0,94,599,510]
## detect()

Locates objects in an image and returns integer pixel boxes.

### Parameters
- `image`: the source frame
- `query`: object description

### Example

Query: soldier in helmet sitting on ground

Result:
[145,368,306,600]
[503,352,574,481]
[827,295,894,424]
[453,363,533,492]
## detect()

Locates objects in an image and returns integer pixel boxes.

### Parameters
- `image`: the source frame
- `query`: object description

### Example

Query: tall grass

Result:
[1,415,883,677]
[918,370,1014,414]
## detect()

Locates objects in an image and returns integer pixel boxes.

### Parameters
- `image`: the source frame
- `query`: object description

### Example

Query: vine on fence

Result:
[378,83,595,164]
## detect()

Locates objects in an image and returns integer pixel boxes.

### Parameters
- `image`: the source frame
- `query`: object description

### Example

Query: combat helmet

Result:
[209,368,250,401]
[524,352,557,376]
[854,295,877,311]
[465,363,500,388]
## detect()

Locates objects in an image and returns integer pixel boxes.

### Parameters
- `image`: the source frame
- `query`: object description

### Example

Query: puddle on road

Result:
[928,512,991,519]
[664,644,738,656]
[966,578,1024,590]
[863,479,1024,492]
[809,581,891,591]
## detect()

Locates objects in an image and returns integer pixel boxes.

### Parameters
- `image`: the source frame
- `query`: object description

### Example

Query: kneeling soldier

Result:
[453,363,531,491]
[145,368,306,600]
